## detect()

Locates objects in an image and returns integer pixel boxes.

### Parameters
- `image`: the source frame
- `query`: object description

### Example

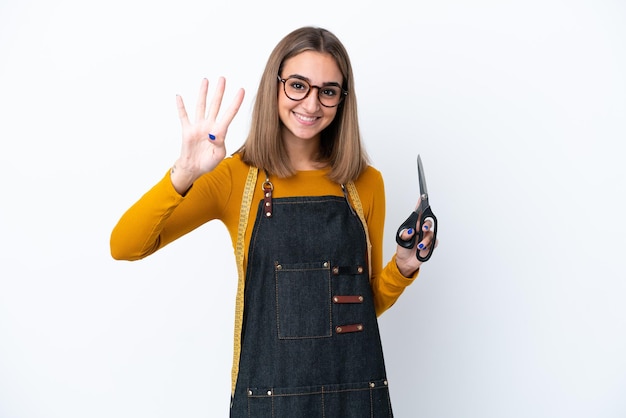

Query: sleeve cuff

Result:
[388,253,420,284]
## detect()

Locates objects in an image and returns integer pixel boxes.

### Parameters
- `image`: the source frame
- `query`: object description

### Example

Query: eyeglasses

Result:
[277,75,347,108]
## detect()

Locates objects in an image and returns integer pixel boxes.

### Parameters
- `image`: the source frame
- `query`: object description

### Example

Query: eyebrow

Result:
[286,74,342,87]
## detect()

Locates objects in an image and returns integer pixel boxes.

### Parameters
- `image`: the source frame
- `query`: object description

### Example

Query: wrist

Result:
[395,254,421,278]
[398,265,419,278]
[170,162,196,196]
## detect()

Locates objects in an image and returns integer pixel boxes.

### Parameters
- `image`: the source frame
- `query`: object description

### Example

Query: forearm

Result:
[110,172,186,260]
[371,254,419,316]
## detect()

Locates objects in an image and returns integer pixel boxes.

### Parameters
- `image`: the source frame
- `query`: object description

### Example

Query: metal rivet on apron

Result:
[358,296,364,302]
[323,261,329,268]
[267,390,272,396]
[333,296,339,303]
[262,178,273,217]
[332,267,339,274]
[248,390,253,395]
[357,324,363,331]
[384,380,388,386]
[357,266,363,274]
[370,382,375,388]
[336,326,342,333]
[276,264,282,270]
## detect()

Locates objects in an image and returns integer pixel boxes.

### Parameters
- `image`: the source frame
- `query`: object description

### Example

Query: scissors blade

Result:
[417,154,429,199]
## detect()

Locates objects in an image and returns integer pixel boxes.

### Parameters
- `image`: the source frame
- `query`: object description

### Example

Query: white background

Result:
[1,0,625,417]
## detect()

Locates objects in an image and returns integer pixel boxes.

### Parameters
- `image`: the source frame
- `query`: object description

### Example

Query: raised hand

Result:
[171,77,245,194]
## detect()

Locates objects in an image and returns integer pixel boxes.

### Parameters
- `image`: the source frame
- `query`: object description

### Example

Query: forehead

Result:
[282,51,343,83]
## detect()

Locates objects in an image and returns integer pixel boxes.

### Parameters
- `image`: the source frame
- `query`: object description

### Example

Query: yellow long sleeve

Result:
[110,153,417,315]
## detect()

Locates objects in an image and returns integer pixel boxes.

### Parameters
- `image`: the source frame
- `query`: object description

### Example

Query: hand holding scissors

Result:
[396,155,438,262]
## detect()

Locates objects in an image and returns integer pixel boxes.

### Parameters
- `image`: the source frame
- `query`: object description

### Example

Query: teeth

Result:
[295,113,317,122]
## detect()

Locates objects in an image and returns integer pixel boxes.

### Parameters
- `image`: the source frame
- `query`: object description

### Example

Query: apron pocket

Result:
[275,261,332,339]
[247,380,392,417]
[248,385,322,416]
[323,379,392,417]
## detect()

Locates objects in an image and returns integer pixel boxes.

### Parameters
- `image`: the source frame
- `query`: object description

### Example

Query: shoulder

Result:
[354,165,384,190]
[205,152,252,180]
[352,165,385,211]
[351,165,386,224]
[193,152,254,194]
[219,152,249,172]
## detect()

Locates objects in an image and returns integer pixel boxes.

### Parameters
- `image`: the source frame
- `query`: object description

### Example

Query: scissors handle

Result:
[395,206,438,262]
[396,211,420,249]
[416,206,437,262]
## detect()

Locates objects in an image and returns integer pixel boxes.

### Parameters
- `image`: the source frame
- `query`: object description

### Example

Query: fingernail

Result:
[208,133,216,140]
[418,243,425,250]
[423,224,429,231]
[407,228,414,235]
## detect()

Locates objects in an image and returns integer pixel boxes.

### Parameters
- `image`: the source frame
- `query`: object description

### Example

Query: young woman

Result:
[111,26,436,417]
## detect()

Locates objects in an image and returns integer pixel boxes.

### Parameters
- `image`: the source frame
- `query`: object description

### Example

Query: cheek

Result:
[277,94,293,120]
[323,108,339,125]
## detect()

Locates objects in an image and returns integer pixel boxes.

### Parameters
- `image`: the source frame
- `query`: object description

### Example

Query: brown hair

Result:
[237,26,369,184]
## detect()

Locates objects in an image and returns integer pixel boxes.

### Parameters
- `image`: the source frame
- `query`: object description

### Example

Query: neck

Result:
[283,133,325,171]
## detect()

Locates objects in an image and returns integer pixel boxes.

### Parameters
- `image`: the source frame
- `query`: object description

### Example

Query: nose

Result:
[301,87,321,111]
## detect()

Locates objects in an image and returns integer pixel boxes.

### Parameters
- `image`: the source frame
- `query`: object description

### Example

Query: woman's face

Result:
[277,51,343,144]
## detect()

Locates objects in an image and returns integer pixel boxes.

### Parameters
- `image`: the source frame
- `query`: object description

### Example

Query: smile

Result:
[293,112,320,123]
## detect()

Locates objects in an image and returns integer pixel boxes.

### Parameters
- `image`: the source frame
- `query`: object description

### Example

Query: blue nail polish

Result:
[208,133,216,140]
[418,243,425,250]
[423,224,429,231]
[407,228,414,235]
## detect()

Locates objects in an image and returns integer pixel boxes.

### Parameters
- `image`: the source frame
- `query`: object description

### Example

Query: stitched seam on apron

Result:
[248,386,388,397]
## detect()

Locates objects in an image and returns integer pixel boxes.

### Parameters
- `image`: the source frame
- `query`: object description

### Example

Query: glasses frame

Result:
[277,75,348,108]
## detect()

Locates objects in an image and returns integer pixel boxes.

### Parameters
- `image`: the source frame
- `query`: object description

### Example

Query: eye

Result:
[288,80,308,91]
[320,86,340,98]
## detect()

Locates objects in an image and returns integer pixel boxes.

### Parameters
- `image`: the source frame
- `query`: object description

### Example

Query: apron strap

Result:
[345,181,372,280]
[232,165,258,395]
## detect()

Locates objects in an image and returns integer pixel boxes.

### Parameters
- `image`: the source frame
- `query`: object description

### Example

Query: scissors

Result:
[395,154,438,262]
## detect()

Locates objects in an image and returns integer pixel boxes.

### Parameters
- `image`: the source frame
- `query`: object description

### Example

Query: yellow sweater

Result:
[110,153,417,315]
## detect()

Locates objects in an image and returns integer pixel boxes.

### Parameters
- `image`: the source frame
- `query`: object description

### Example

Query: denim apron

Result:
[229,180,393,417]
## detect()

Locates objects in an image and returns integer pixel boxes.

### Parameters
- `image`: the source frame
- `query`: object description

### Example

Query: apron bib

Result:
[230,187,393,417]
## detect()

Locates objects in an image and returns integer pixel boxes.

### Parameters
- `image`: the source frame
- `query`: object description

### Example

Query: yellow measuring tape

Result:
[230,168,370,395]
[231,166,258,395]
[346,181,372,279]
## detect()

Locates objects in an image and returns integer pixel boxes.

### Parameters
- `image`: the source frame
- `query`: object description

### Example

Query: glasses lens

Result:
[284,78,310,101]
[318,85,343,107]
